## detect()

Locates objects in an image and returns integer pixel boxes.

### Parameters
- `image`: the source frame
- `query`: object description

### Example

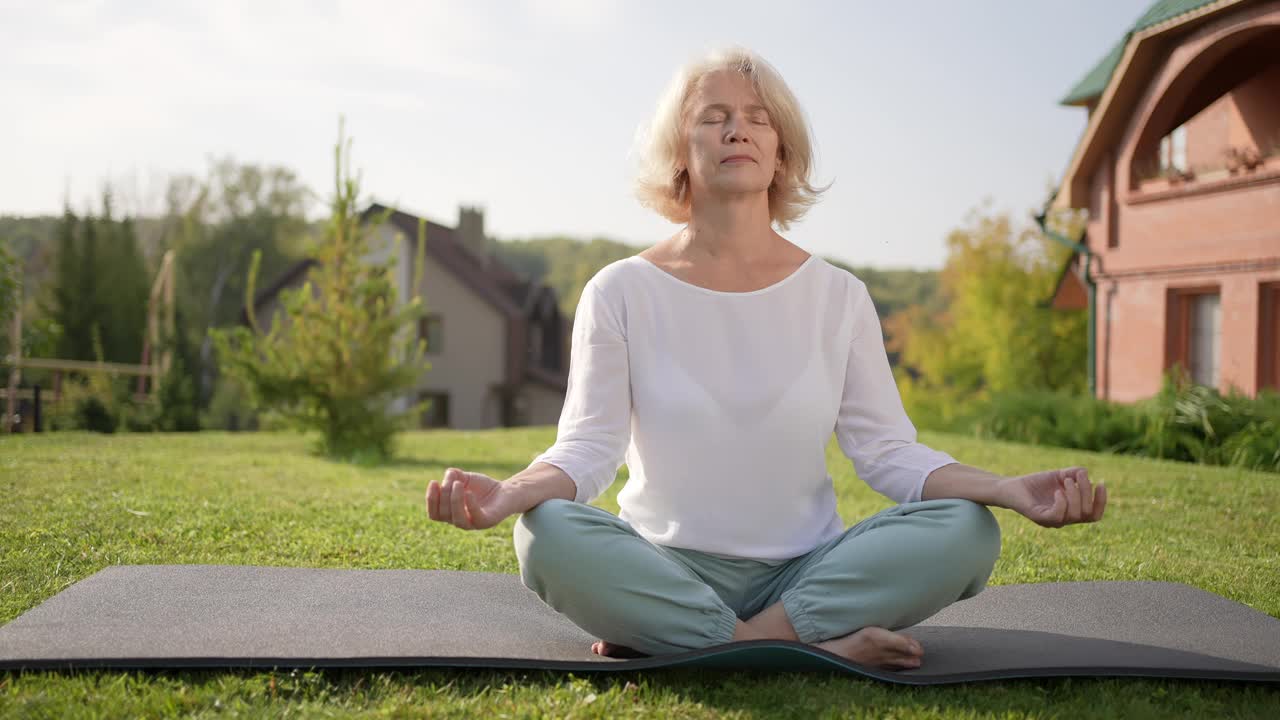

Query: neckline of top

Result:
[631,253,818,297]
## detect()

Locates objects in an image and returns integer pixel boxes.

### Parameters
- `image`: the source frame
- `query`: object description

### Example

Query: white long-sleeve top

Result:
[530,253,960,561]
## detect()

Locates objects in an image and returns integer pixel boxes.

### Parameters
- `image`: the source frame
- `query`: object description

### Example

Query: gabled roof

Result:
[1061,0,1224,106]
[1062,38,1129,106]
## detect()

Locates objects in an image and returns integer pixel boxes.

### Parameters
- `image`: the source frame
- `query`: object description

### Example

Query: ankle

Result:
[741,603,802,642]
[731,619,769,642]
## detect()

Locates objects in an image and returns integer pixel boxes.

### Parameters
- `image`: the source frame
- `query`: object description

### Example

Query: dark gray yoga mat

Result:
[1,564,1278,684]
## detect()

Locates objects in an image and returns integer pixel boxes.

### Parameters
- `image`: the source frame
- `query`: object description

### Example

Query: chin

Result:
[708,180,770,195]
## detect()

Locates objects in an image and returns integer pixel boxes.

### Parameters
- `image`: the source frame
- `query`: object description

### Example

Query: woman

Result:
[425,46,1107,670]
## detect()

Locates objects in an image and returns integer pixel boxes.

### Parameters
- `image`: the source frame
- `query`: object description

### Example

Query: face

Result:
[682,69,780,203]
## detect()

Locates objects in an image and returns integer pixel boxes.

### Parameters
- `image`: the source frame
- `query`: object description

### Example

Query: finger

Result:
[451,476,471,529]
[1062,473,1081,524]
[462,487,478,528]
[1050,488,1067,528]
[1091,483,1108,522]
[427,482,440,520]
[439,478,454,524]
[1075,469,1094,518]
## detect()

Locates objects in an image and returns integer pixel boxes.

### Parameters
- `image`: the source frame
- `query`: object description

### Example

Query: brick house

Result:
[1046,0,1280,402]
[246,203,570,429]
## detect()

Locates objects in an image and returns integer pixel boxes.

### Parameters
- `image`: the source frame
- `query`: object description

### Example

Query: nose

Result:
[724,114,750,144]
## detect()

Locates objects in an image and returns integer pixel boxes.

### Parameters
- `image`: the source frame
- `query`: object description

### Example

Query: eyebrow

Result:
[698,103,769,115]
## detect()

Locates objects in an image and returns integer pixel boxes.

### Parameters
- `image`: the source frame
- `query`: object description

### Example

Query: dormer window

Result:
[1159,124,1188,174]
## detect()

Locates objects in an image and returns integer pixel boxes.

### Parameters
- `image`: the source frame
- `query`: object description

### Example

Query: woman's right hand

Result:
[425,467,518,530]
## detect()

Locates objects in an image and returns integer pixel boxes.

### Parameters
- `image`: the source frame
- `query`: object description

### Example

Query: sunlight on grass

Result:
[2,428,1277,718]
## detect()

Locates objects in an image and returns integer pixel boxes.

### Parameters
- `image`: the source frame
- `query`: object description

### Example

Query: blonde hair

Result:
[631,46,830,230]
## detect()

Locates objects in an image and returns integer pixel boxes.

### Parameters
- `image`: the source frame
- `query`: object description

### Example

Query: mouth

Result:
[721,157,755,164]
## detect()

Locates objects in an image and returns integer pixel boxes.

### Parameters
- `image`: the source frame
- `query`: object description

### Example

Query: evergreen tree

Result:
[48,190,152,364]
[101,210,150,364]
[0,236,17,342]
[49,204,84,360]
[211,121,430,461]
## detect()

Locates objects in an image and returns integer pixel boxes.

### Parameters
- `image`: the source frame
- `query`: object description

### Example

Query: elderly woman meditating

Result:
[425,46,1106,670]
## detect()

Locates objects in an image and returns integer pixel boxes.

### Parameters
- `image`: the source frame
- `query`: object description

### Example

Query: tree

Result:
[210,121,430,461]
[96,191,150,364]
[44,190,152,365]
[162,157,312,406]
[886,198,1088,427]
[0,236,16,339]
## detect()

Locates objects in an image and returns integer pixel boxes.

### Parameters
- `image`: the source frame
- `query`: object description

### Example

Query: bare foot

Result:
[590,640,649,658]
[814,626,923,670]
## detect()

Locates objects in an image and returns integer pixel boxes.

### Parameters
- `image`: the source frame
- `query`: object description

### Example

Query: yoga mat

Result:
[1,565,1277,684]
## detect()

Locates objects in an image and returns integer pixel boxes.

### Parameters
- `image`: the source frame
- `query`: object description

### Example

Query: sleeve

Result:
[529,281,632,504]
[833,282,958,504]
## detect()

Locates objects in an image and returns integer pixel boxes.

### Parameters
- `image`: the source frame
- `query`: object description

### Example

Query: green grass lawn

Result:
[2,428,1278,718]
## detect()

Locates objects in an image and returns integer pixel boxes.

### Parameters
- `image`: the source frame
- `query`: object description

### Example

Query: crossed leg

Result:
[513,498,1000,669]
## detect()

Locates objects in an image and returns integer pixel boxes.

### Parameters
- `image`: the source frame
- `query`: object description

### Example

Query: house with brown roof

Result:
[245,203,570,429]
[1045,0,1280,403]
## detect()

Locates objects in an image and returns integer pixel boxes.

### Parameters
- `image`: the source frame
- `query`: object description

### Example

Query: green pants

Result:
[513,497,1001,656]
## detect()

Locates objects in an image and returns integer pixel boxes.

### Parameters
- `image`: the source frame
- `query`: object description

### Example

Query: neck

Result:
[680,191,778,263]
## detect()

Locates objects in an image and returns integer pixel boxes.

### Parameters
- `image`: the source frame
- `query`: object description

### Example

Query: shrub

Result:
[967,367,1280,473]
[200,375,259,431]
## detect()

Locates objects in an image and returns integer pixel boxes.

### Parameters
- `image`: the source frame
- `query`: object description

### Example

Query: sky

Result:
[1,0,1157,271]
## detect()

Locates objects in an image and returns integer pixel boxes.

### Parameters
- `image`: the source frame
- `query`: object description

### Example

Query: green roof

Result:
[1059,0,1223,105]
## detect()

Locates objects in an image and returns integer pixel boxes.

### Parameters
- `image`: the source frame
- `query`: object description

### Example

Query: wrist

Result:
[922,462,1014,507]
[991,475,1020,510]
[499,478,539,515]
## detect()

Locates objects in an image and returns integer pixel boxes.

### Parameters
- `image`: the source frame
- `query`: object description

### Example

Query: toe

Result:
[889,632,921,658]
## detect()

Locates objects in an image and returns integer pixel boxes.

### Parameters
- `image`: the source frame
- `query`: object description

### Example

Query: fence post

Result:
[34,384,42,433]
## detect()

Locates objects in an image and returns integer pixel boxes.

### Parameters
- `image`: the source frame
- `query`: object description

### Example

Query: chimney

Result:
[457,205,490,268]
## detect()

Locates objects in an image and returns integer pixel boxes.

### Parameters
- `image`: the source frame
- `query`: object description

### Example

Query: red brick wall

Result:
[1096,269,1280,402]
[1082,4,1280,401]
[1185,62,1280,172]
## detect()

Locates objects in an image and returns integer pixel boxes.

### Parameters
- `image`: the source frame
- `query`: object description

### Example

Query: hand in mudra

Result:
[425,468,517,530]
[1003,466,1107,528]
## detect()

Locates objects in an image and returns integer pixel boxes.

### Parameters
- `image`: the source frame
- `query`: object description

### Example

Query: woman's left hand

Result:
[1000,466,1107,528]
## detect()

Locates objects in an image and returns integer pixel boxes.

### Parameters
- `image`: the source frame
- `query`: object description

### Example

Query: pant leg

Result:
[512,498,740,655]
[757,498,1001,644]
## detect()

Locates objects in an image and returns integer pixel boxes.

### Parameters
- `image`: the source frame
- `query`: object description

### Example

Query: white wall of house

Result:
[370,223,509,430]
[521,383,568,428]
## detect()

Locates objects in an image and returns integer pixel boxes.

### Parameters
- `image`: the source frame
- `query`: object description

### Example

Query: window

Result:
[418,391,450,428]
[1159,124,1188,174]
[1166,286,1220,389]
[418,314,443,354]
[1260,282,1280,392]
[1188,294,1220,388]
